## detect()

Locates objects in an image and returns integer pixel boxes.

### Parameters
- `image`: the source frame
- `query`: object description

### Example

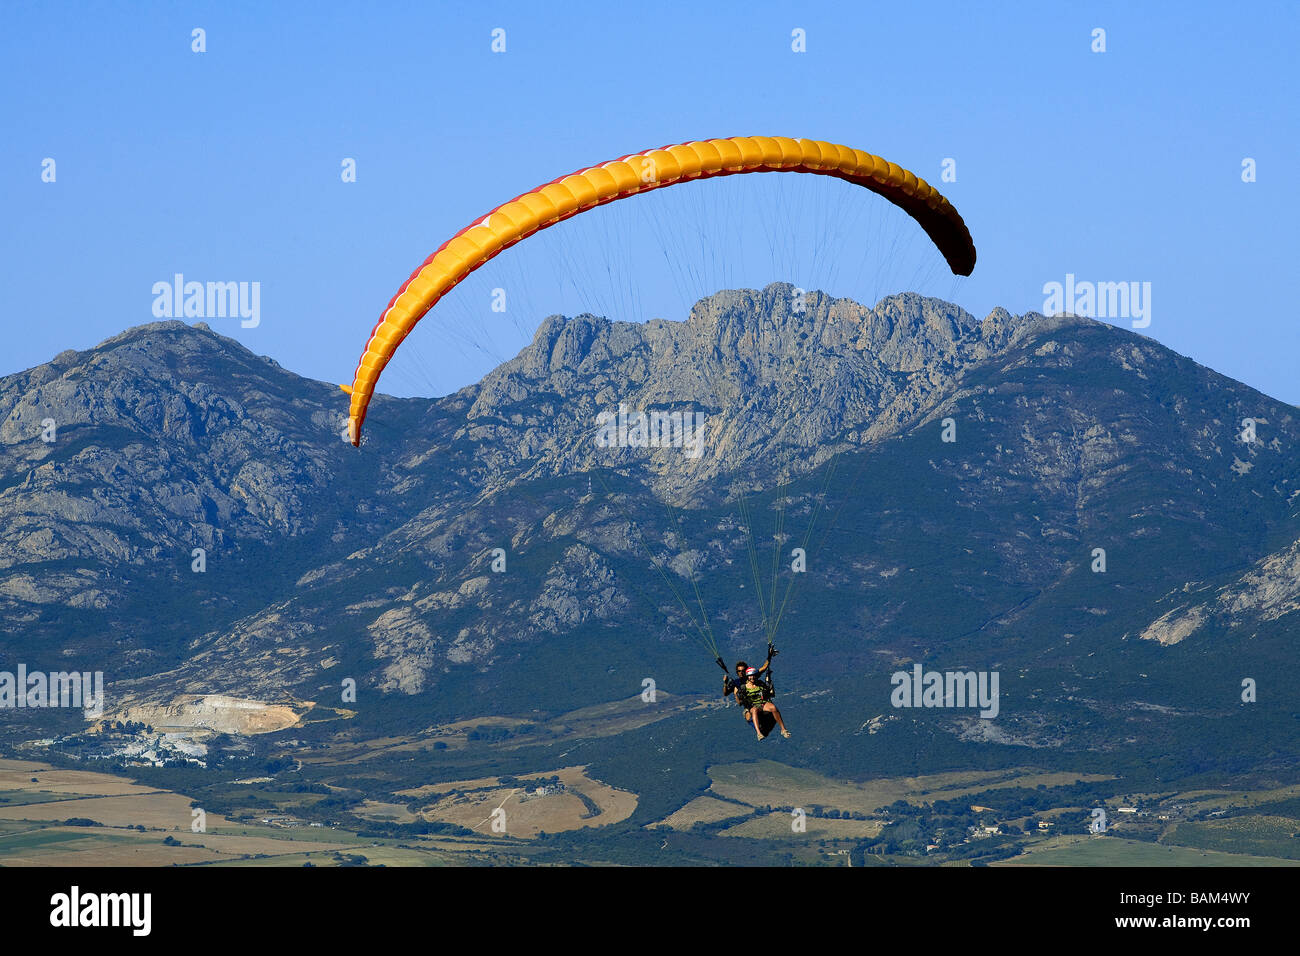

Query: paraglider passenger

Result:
[736,666,790,741]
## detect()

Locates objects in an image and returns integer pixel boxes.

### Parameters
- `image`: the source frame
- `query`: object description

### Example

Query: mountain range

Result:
[2,283,1297,782]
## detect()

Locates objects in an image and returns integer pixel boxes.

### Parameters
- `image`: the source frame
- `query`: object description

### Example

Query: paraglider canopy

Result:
[343,136,976,446]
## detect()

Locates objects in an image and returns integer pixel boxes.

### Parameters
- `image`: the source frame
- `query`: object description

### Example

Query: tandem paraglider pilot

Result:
[721,649,790,741]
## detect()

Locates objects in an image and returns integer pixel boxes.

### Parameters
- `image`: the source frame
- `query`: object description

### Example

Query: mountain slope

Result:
[1,286,1296,760]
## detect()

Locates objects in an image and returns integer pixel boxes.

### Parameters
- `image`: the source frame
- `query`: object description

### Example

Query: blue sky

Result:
[4,1,1297,404]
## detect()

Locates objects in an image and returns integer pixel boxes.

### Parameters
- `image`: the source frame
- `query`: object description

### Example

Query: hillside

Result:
[2,285,1297,815]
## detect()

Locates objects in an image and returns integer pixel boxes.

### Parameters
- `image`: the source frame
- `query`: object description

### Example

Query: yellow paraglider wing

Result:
[346,136,976,446]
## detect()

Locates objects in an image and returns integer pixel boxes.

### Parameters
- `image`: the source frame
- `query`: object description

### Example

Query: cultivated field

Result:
[998,834,1300,867]
[410,765,636,839]
[707,760,1111,814]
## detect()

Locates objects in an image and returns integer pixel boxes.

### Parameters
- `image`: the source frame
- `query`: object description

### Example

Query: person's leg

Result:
[765,702,790,735]
[750,707,765,739]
